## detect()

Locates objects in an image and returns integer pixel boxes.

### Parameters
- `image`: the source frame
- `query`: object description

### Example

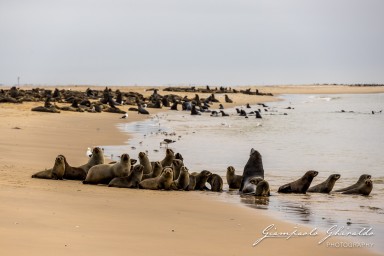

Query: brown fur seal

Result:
[83,153,131,185]
[139,152,152,174]
[255,180,270,196]
[172,159,184,180]
[242,177,264,195]
[31,155,66,180]
[187,175,196,191]
[240,148,264,192]
[171,166,190,190]
[191,170,212,190]
[63,147,105,180]
[207,174,223,192]
[160,148,175,167]
[278,170,318,194]
[226,166,242,189]
[307,174,341,193]
[142,161,163,180]
[139,167,173,190]
[334,174,371,192]
[108,164,144,188]
[341,179,373,196]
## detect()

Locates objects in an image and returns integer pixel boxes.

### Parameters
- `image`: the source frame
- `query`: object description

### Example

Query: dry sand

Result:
[1,85,382,255]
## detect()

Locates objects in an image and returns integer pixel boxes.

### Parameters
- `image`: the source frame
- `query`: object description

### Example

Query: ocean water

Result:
[103,93,384,252]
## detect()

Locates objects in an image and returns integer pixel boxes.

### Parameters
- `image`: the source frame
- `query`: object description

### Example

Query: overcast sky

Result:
[0,0,383,86]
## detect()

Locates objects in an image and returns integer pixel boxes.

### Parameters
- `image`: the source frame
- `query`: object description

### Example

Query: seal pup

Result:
[170,166,190,190]
[307,174,341,193]
[255,180,270,196]
[31,155,66,180]
[172,159,184,180]
[108,164,144,188]
[142,161,163,180]
[139,152,152,174]
[334,174,372,192]
[160,148,175,167]
[341,179,373,196]
[226,166,242,189]
[207,174,223,192]
[191,170,212,190]
[239,148,264,192]
[242,177,264,195]
[83,153,131,185]
[139,167,174,190]
[278,170,319,194]
[63,147,105,180]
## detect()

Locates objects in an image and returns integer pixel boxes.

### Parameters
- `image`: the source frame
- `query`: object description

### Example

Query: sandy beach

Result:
[0,85,382,256]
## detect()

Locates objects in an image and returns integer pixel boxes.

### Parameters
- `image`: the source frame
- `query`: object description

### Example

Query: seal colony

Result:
[32,148,374,197]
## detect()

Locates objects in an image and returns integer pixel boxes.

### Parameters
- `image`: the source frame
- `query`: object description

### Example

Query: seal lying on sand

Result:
[278,170,318,194]
[83,153,131,185]
[307,174,340,193]
[240,148,264,192]
[108,164,144,188]
[190,170,212,190]
[170,166,190,190]
[341,179,373,196]
[207,174,223,192]
[334,174,371,192]
[226,166,242,189]
[31,155,66,180]
[64,147,105,180]
[139,167,174,190]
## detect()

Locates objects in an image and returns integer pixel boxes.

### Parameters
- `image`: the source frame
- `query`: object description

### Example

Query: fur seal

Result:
[242,177,264,195]
[142,161,163,180]
[278,170,319,194]
[139,152,152,174]
[175,152,184,162]
[341,179,373,196]
[171,166,190,190]
[226,166,242,189]
[139,167,174,190]
[108,164,144,188]
[31,155,66,180]
[207,174,223,192]
[255,180,270,196]
[334,174,372,192]
[83,153,131,185]
[172,159,184,180]
[190,170,212,190]
[63,147,105,180]
[307,174,341,193]
[239,148,264,192]
[160,148,175,167]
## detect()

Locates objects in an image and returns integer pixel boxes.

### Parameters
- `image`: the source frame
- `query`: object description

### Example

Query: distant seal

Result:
[139,152,152,174]
[307,174,341,193]
[226,166,242,189]
[242,177,264,195]
[161,148,175,167]
[139,167,173,190]
[207,174,223,192]
[63,147,105,180]
[255,180,270,196]
[334,174,372,192]
[83,153,131,185]
[278,170,319,194]
[31,155,66,180]
[172,159,184,180]
[108,164,144,188]
[239,148,264,192]
[191,170,212,190]
[341,179,373,196]
[171,166,190,190]
[142,161,163,180]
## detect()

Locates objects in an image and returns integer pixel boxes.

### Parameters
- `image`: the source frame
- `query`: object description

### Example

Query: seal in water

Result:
[239,148,264,192]
[242,177,264,195]
[255,180,270,196]
[278,170,318,194]
[307,174,341,193]
[341,179,373,196]
[334,174,371,192]
[226,166,242,189]
[83,153,131,185]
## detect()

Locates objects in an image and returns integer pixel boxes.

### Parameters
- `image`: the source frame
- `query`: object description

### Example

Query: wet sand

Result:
[0,85,382,255]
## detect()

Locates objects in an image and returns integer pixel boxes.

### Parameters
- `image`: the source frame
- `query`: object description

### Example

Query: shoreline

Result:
[0,86,381,255]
